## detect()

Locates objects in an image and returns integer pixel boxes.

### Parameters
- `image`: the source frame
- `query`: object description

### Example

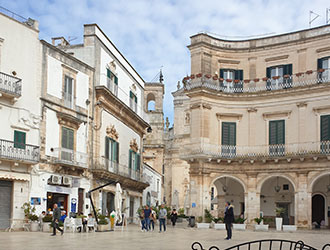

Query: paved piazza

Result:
[0,225,329,250]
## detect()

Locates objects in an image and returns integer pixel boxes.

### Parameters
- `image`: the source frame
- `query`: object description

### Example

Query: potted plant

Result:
[233,217,247,230]
[97,213,109,231]
[254,217,269,231]
[21,202,36,231]
[197,209,212,229]
[213,217,225,230]
[275,207,285,231]
[29,214,39,232]
[42,214,52,232]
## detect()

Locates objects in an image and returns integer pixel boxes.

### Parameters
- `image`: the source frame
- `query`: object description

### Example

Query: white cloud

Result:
[1,0,329,124]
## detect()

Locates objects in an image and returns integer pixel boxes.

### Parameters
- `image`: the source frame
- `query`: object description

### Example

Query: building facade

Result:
[142,163,162,207]
[166,25,330,229]
[0,11,41,229]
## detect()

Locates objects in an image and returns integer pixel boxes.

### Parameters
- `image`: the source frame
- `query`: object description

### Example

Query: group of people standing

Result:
[139,204,179,232]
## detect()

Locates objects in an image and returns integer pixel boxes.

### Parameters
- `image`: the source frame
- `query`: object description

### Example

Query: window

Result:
[105,137,119,162]
[129,91,137,112]
[14,130,26,149]
[211,187,214,210]
[219,69,243,92]
[221,122,236,156]
[64,76,73,108]
[320,115,330,153]
[269,120,285,156]
[106,68,118,96]
[61,127,74,161]
[266,64,292,90]
[128,149,140,179]
[318,57,330,82]
[157,179,160,193]
[283,184,289,191]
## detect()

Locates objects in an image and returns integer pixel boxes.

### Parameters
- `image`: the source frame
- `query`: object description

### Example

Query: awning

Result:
[0,171,30,181]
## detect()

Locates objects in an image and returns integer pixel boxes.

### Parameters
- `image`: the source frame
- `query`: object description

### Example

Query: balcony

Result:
[51,148,88,168]
[0,72,22,98]
[183,69,330,94]
[181,141,330,160]
[94,157,141,181]
[0,138,39,163]
[63,92,73,109]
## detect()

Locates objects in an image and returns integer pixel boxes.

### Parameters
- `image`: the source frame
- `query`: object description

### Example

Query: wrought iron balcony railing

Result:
[0,139,39,163]
[51,148,88,168]
[184,69,330,94]
[94,157,141,181]
[0,72,22,97]
[63,92,73,108]
[182,141,330,159]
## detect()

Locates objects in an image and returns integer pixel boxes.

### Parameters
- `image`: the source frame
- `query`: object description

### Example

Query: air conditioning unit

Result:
[50,175,62,185]
[62,176,72,186]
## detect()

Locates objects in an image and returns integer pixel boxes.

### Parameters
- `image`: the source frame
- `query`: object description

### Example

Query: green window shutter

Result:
[114,76,118,85]
[269,121,277,145]
[283,64,293,75]
[277,120,285,144]
[128,149,132,169]
[107,68,111,78]
[129,91,133,98]
[62,127,68,149]
[105,137,110,159]
[220,69,224,78]
[14,130,26,149]
[269,120,285,144]
[116,142,119,163]
[222,122,236,146]
[318,58,323,70]
[136,153,141,171]
[68,129,74,150]
[321,115,330,141]
[234,70,243,80]
[134,95,137,103]
[266,67,271,78]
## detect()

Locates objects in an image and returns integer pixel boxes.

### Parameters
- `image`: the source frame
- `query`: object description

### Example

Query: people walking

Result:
[159,204,167,232]
[51,204,63,236]
[149,207,156,231]
[139,209,146,232]
[224,202,234,240]
[170,208,178,227]
[143,205,152,231]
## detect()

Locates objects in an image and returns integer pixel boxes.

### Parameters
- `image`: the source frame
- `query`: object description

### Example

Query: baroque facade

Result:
[166,25,330,229]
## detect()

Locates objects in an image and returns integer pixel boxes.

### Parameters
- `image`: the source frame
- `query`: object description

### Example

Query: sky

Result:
[1,0,330,125]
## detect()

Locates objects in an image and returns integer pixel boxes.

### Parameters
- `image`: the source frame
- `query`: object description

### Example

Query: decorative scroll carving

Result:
[106,125,119,140]
[130,138,139,152]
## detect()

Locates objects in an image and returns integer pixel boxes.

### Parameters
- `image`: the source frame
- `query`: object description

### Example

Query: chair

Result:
[73,218,83,233]
[86,218,96,233]
[64,217,74,233]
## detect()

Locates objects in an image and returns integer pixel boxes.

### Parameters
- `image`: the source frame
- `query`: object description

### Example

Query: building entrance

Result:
[47,192,68,213]
[312,194,325,225]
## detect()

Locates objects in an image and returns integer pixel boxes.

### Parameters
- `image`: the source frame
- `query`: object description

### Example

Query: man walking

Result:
[51,204,63,236]
[224,202,234,240]
[143,205,152,232]
[159,204,167,232]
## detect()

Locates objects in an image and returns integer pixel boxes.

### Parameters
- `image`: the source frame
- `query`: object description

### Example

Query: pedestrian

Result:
[149,207,156,231]
[60,210,66,223]
[224,202,234,240]
[159,204,167,232]
[51,204,63,236]
[39,211,46,231]
[143,205,152,231]
[140,209,147,232]
[170,208,178,227]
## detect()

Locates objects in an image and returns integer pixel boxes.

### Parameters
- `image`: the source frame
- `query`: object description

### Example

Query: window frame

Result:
[14,130,26,149]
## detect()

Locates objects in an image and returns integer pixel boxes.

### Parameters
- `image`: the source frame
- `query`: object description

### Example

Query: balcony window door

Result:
[266,64,292,90]
[129,91,137,113]
[106,69,118,96]
[318,57,330,82]
[221,122,236,157]
[220,69,243,92]
[321,115,330,153]
[105,137,119,172]
[61,127,74,161]
[128,149,140,179]
[269,120,285,156]
[14,130,26,149]
[64,76,73,108]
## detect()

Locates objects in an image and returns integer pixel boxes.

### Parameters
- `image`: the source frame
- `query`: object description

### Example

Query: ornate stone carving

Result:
[130,138,139,152]
[106,125,119,140]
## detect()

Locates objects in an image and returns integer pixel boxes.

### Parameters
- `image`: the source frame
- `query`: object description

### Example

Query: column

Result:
[295,172,311,228]
[245,174,259,225]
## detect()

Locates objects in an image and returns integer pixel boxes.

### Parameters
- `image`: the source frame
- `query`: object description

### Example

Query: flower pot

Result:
[233,224,246,230]
[275,217,282,231]
[196,223,210,229]
[30,221,39,232]
[262,77,268,81]
[43,222,51,232]
[282,225,297,231]
[97,224,109,231]
[255,224,269,231]
[214,223,226,230]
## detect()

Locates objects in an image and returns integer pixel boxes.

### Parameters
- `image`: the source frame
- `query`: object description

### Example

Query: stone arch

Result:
[257,174,297,194]
[308,171,330,193]
[211,174,247,193]
[146,93,156,111]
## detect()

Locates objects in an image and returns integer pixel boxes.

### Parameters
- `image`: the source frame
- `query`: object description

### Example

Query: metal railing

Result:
[106,77,118,96]
[182,141,330,159]
[94,157,141,181]
[0,72,22,97]
[0,139,39,163]
[63,92,73,108]
[51,148,88,168]
[191,239,322,250]
[184,69,330,94]
[0,6,28,23]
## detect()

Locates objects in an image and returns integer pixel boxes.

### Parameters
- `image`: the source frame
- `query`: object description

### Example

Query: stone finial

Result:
[165,117,170,129]
[177,81,180,90]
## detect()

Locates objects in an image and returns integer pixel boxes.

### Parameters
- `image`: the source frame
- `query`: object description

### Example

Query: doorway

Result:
[0,181,12,229]
[276,203,290,225]
[78,188,84,214]
[47,192,68,213]
[312,194,325,225]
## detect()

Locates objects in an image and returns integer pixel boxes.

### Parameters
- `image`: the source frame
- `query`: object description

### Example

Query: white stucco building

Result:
[142,163,162,207]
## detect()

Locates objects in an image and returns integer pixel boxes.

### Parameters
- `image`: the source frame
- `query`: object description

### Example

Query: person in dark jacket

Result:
[224,202,234,240]
[51,204,63,236]
[170,208,178,227]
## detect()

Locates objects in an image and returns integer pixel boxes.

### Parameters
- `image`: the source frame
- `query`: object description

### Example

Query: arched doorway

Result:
[211,176,245,219]
[312,194,325,226]
[260,176,295,225]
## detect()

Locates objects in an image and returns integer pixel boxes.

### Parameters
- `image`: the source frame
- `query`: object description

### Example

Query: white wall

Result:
[46,55,62,99]
[45,108,59,155]
[76,71,89,109]
[76,123,87,154]
[142,165,162,206]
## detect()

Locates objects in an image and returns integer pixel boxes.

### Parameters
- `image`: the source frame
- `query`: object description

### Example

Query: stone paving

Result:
[0,225,329,250]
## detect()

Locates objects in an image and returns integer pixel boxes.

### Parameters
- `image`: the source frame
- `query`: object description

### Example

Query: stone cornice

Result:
[216,113,243,121]
[218,59,240,64]
[265,55,289,62]
[262,110,292,120]
[313,105,330,115]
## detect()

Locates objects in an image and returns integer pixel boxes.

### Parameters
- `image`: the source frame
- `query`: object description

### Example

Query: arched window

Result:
[146,93,156,111]
[148,100,155,111]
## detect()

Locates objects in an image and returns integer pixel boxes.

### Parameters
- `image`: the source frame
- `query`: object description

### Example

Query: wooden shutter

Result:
[134,95,137,103]
[14,130,26,149]
[62,127,68,149]
[68,128,74,150]
[136,153,141,171]
[114,76,118,85]
[107,68,111,78]
[277,120,285,144]
[283,64,292,75]
[318,58,323,70]
[229,123,236,146]
[128,149,132,169]
[234,70,243,80]
[321,115,330,141]
[266,67,271,78]
[129,91,133,98]
[105,137,110,159]
[220,69,224,78]
[269,120,285,144]
[269,121,277,145]
[222,122,236,146]
[116,142,119,163]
